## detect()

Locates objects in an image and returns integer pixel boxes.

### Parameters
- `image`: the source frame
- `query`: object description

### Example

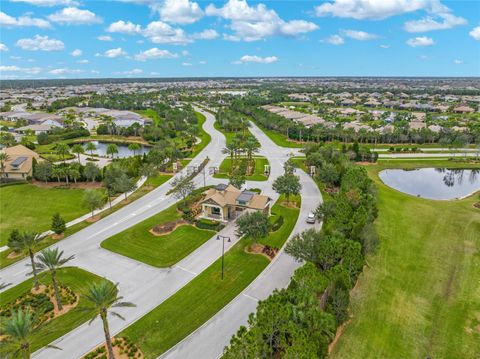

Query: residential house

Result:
[0,144,40,180]
[200,184,271,222]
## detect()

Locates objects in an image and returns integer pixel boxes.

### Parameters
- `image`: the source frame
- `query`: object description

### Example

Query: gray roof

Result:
[236,190,255,203]
[11,156,27,168]
[215,183,228,191]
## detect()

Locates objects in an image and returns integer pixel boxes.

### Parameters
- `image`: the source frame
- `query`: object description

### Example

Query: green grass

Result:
[331,161,480,359]
[144,174,172,187]
[136,109,162,126]
[189,112,211,159]
[213,121,236,145]
[213,156,270,181]
[120,197,301,358]
[101,204,214,267]
[0,184,93,246]
[0,267,111,354]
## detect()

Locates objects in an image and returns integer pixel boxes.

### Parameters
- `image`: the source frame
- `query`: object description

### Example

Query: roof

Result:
[202,184,270,210]
[11,156,27,167]
[1,145,40,174]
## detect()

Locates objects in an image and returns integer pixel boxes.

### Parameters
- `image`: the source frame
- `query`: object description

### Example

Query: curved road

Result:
[1,108,321,359]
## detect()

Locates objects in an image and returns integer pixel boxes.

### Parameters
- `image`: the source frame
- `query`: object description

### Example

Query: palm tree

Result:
[35,248,75,311]
[55,143,70,164]
[0,152,10,179]
[52,166,62,183]
[128,143,140,157]
[222,142,237,171]
[85,142,97,157]
[71,144,85,163]
[9,232,41,290]
[243,137,260,164]
[82,280,135,359]
[106,144,118,159]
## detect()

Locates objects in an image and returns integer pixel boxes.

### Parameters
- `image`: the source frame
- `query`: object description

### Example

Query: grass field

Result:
[213,156,270,181]
[136,109,162,126]
[101,204,214,267]
[120,196,301,358]
[213,121,236,145]
[0,267,110,354]
[189,112,211,158]
[331,161,480,359]
[0,184,92,246]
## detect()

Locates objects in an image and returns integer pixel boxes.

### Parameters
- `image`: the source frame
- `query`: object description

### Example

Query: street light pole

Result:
[217,235,231,280]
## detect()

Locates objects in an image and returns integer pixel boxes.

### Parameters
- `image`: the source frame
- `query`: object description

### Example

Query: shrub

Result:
[196,218,223,231]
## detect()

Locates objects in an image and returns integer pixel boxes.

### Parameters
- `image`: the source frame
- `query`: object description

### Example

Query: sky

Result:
[0,0,479,79]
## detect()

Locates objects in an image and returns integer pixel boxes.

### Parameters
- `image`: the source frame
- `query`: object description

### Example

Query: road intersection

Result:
[1,108,321,359]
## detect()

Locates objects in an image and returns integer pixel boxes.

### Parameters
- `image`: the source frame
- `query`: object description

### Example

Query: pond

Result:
[81,141,150,158]
[379,168,480,200]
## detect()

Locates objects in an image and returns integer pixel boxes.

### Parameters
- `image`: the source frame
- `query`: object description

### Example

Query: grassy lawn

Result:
[0,267,111,354]
[331,160,480,359]
[101,204,214,267]
[0,175,172,269]
[213,121,236,145]
[120,197,301,358]
[0,184,92,246]
[213,156,270,181]
[189,112,211,159]
[136,109,162,126]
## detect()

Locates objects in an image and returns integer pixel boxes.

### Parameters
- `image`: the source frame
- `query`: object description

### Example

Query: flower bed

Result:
[84,337,143,359]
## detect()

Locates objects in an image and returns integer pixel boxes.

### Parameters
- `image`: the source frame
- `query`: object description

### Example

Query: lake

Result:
[379,168,480,200]
[82,141,150,158]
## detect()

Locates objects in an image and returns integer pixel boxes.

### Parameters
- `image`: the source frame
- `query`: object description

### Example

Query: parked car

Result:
[306,212,316,224]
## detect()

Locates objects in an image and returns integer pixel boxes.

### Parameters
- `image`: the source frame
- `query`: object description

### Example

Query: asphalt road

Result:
[1,109,321,359]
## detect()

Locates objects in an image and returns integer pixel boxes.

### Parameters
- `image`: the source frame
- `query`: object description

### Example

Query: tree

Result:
[85,141,97,157]
[69,167,80,184]
[229,171,246,190]
[236,211,269,241]
[83,190,105,218]
[140,163,157,178]
[34,161,52,183]
[283,158,296,175]
[55,143,70,164]
[84,162,100,182]
[0,152,10,179]
[272,174,302,204]
[71,144,85,163]
[82,280,135,359]
[35,248,74,311]
[170,174,195,205]
[222,142,237,170]
[52,166,62,183]
[114,173,136,200]
[51,213,66,235]
[106,143,119,159]
[8,231,42,289]
[128,143,141,156]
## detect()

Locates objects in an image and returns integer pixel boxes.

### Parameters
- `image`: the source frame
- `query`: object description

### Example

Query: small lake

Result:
[81,141,150,158]
[379,168,480,200]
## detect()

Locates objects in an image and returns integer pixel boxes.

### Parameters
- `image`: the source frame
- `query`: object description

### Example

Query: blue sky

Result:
[1,0,479,79]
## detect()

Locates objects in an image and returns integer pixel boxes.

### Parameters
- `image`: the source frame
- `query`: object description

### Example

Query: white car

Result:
[306,212,316,224]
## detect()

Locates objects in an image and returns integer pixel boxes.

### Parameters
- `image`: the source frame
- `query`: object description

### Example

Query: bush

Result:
[196,218,223,231]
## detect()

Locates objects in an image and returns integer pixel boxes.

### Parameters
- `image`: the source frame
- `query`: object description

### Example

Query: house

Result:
[15,124,57,135]
[200,184,271,222]
[453,105,474,114]
[1,144,40,180]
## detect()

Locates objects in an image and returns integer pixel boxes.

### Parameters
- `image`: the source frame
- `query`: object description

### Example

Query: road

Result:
[1,109,319,359]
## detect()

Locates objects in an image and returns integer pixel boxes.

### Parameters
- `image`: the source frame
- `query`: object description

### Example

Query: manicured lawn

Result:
[213,156,270,181]
[120,197,301,358]
[144,174,172,187]
[248,119,303,148]
[213,121,236,145]
[331,161,480,359]
[0,184,92,246]
[190,112,211,158]
[0,267,111,354]
[101,204,214,267]
[136,109,162,126]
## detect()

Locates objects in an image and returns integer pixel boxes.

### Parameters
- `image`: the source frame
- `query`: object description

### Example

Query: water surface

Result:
[379,168,480,200]
[82,141,150,158]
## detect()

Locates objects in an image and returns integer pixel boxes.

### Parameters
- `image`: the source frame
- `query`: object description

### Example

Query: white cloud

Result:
[380,44,390,48]
[324,34,344,45]
[142,21,191,44]
[199,60,206,64]
[102,47,127,58]
[192,29,219,40]
[0,65,42,74]
[49,68,83,74]
[91,70,100,74]
[314,0,450,20]
[16,35,64,51]
[206,0,318,41]
[181,50,189,56]
[182,62,192,66]
[48,7,102,25]
[134,47,178,61]
[234,55,279,64]
[107,20,141,35]
[116,68,143,75]
[453,59,463,64]
[0,11,51,28]
[470,26,480,41]
[9,0,79,6]
[76,59,89,63]
[71,49,82,57]
[97,35,113,41]
[404,13,467,32]
[0,43,8,52]
[159,0,203,24]
[406,36,435,47]
[341,29,379,40]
